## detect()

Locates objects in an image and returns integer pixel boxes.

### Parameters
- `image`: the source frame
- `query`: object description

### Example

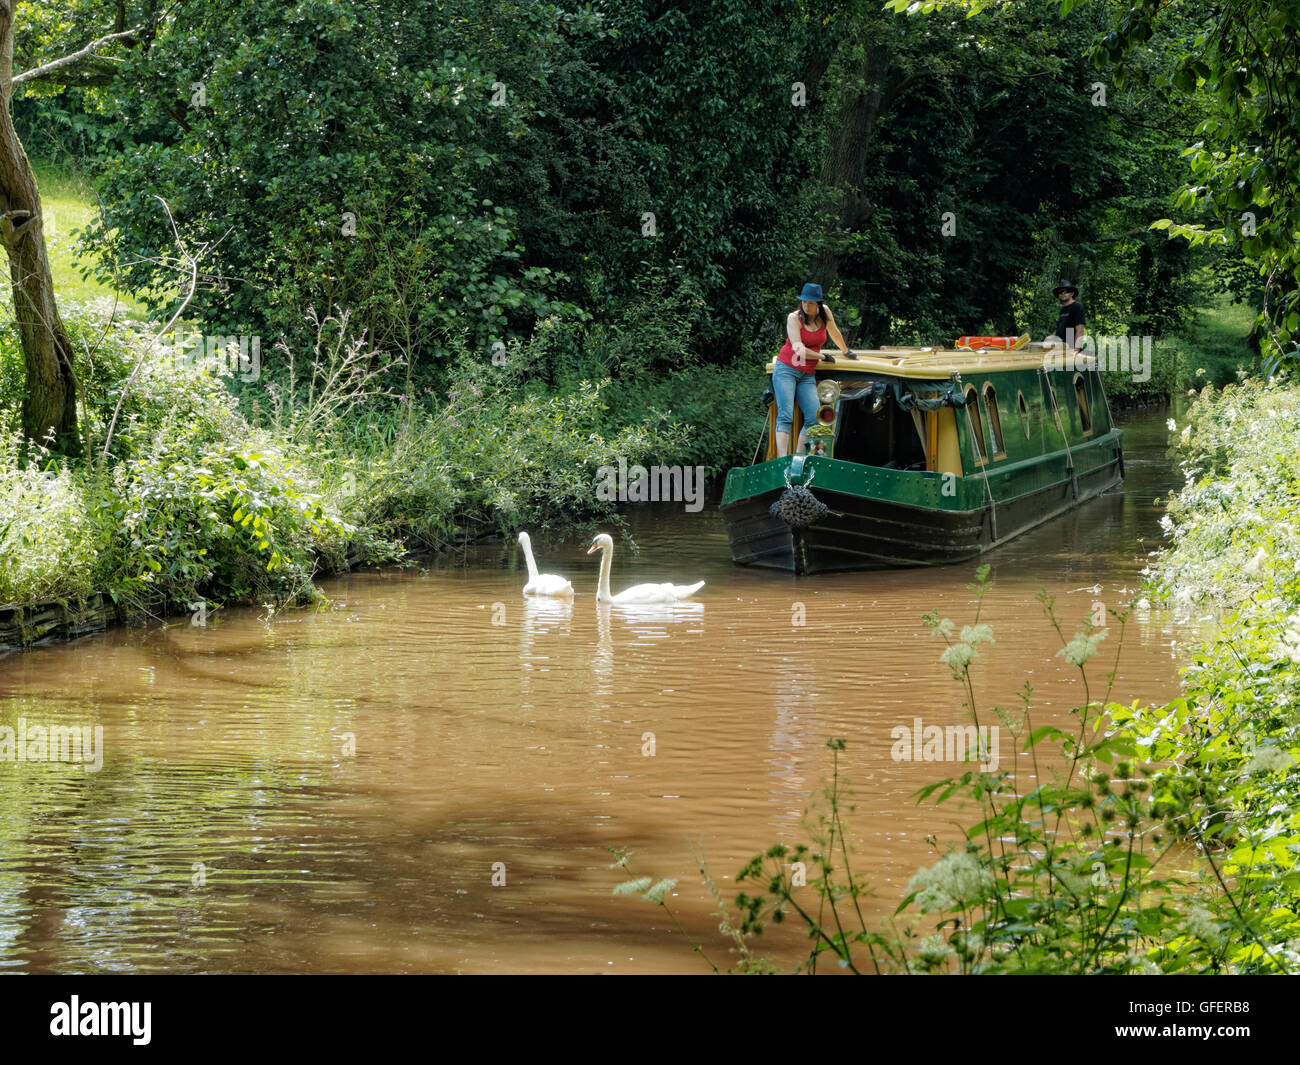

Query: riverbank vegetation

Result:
[0,301,717,611]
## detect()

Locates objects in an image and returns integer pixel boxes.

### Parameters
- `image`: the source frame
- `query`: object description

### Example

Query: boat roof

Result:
[765,346,1081,380]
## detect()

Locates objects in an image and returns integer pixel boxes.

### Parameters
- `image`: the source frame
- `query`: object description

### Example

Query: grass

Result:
[13,159,145,317]
[1101,291,1260,402]
[1171,294,1260,388]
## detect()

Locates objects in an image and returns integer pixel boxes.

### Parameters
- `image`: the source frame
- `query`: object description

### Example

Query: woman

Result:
[773,282,849,456]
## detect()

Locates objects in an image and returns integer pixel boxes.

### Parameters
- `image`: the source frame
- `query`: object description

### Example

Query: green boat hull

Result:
[721,432,1122,573]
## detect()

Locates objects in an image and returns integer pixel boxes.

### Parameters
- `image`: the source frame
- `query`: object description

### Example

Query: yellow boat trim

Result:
[764,345,1069,380]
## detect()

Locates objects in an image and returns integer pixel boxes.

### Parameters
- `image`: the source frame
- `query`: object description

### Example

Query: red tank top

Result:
[777,318,828,371]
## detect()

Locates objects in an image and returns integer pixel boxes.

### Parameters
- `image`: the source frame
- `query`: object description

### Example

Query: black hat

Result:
[1052,281,1079,297]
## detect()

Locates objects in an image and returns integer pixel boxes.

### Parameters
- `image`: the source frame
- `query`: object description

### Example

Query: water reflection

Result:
[519,598,573,712]
[767,668,816,833]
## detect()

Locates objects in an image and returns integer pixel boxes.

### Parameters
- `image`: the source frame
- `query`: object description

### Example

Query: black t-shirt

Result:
[1050,299,1086,343]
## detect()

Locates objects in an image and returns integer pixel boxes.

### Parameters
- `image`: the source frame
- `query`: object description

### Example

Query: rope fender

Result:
[770,465,828,528]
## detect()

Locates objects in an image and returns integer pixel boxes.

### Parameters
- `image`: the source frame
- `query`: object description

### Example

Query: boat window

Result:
[1074,373,1092,433]
[964,385,987,463]
[1017,390,1031,439]
[830,388,927,470]
[982,383,1005,457]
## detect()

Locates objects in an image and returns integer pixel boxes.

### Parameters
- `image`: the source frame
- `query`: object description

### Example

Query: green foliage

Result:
[1100,295,1260,400]
[78,0,581,371]
[1168,295,1261,390]
[1097,1,1300,370]
[344,368,689,548]
[602,362,766,474]
[1126,383,1300,966]
[552,0,813,350]
[0,310,363,613]
[31,0,1234,389]
[95,434,350,614]
[0,434,99,606]
[1147,379,1300,612]
[2,289,755,611]
[801,0,1219,350]
[0,161,140,315]
[1096,344,1175,403]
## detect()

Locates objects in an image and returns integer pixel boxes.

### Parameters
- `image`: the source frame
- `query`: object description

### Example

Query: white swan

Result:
[587,533,705,604]
[518,531,574,598]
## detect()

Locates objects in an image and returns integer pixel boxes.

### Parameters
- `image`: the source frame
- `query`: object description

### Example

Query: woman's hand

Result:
[825,314,851,359]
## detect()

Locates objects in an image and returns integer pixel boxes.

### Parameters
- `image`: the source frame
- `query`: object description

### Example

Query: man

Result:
[1045,281,1086,349]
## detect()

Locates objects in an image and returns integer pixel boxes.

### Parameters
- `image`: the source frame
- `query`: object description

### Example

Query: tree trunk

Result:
[808,39,892,346]
[0,2,78,448]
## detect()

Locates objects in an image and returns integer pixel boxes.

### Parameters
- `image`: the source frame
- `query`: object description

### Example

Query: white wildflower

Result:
[1125,953,1161,975]
[1276,939,1300,971]
[915,934,956,968]
[1055,867,1093,896]
[1183,904,1224,946]
[1180,425,1191,445]
[959,623,995,646]
[642,877,677,903]
[1059,629,1108,667]
[1244,546,1269,575]
[907,851,993,912]
[1166,418,1177,431]
[1159,514,1175,537]
[1243,745,1294,774]
[1276,615,1300,665]
[940,642,977,671]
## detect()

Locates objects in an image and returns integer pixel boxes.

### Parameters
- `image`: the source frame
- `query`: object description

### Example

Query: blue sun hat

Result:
[799,283,824,301]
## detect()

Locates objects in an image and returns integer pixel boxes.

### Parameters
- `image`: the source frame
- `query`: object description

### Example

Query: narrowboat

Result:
[720,339,1124,573]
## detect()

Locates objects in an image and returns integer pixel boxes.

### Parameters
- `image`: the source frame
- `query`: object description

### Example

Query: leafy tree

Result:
[3,0,174,446]
[895,0,1300,366]
[76,0,829,375]
[1098,0,1300,368]
[18,0,1237,401]
[74,1,583,376]
[807,0,1209,345]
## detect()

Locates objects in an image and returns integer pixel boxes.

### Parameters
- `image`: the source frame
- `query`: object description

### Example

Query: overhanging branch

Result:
[13,27,137,86]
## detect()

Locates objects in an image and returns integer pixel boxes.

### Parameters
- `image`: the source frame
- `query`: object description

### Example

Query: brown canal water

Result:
[0,411,1199,973]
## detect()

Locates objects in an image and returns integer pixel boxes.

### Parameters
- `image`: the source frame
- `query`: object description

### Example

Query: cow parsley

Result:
[1059,629,1108,667]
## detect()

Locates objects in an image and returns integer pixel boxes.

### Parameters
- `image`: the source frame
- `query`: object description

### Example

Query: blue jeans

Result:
[773,359,819,435]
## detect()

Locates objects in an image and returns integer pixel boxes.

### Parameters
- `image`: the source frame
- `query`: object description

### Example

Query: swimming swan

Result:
[587,533,705,604]
[518,531,574,598]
